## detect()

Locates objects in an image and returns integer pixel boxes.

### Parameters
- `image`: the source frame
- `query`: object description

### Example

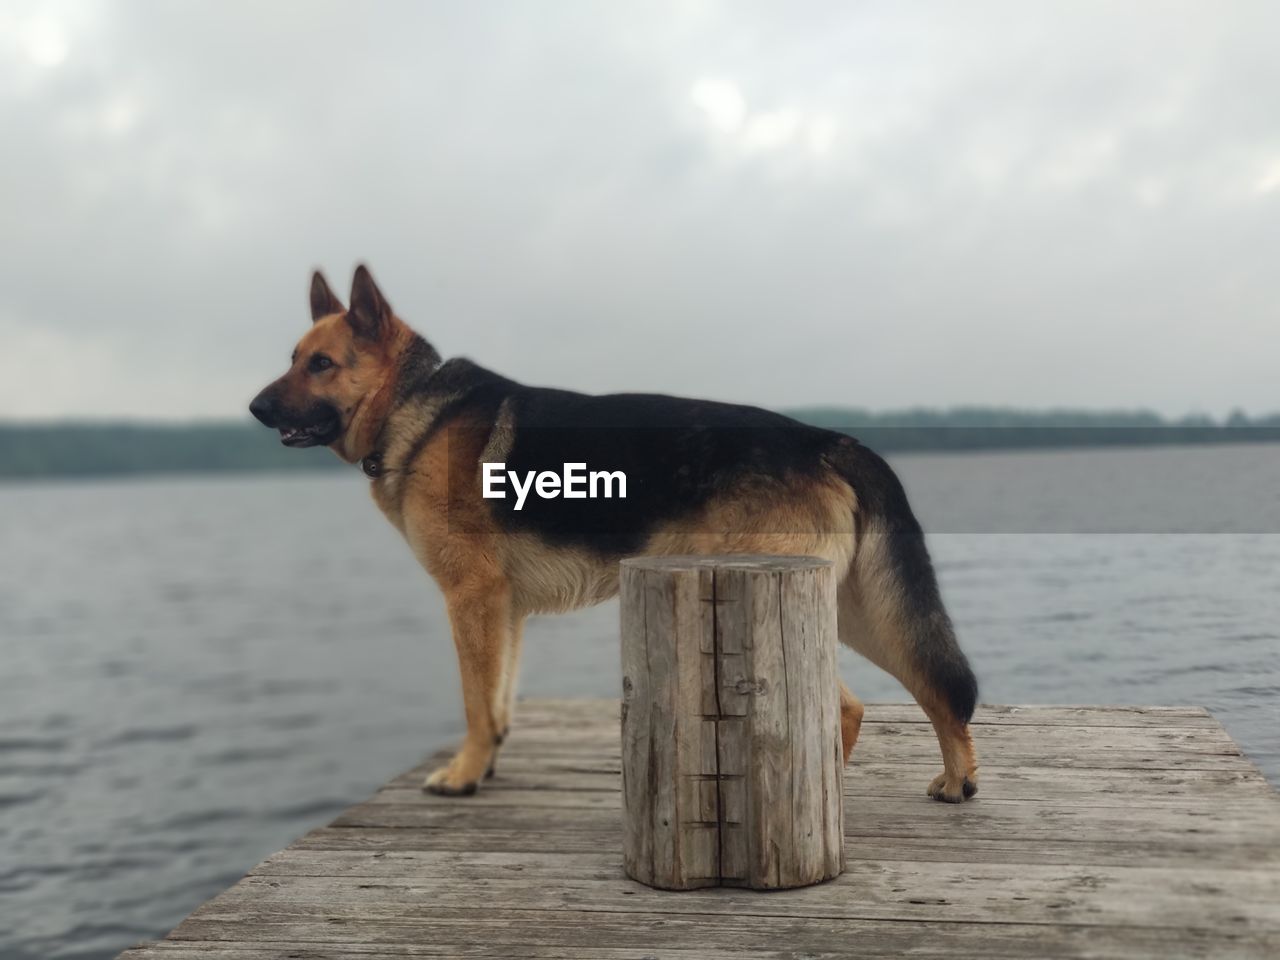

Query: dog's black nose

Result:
[249,391,277,427]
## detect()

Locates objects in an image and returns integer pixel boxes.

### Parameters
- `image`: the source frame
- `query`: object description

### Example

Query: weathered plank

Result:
[122,918,1280,960]
[467,720,1248,753]
[517,698,1221,727]
[279,831,1280,868]
[180,862,1280,931]
[377,763,1275,806]
[117,701,1280,960]
[327,802,1280,861]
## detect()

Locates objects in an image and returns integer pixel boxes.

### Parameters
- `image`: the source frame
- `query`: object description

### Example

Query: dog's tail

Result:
[833,440,977,724]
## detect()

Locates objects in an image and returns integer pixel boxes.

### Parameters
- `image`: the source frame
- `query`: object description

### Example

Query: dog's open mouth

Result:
[278,418,339,448]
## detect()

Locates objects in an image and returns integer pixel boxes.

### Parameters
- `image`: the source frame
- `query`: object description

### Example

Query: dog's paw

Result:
[423,758,483,797]
[927,771,978,803]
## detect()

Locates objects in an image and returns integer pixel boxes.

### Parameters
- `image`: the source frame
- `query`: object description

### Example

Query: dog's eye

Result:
[308,354,334,374]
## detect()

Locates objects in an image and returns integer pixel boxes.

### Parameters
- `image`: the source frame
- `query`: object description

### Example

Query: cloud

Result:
[1,0,1278,420]
[1255,159,1280,195]
[20,15,69,67]
[691,78,747,133]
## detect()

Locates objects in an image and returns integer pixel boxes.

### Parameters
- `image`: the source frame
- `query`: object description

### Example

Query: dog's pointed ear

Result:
[309,270,345,322]
[347,264,392,340]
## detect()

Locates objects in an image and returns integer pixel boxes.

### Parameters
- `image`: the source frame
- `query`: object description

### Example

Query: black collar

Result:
[361,452,383,479]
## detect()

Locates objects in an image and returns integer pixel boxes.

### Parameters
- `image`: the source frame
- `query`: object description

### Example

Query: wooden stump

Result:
[619,555,845,890]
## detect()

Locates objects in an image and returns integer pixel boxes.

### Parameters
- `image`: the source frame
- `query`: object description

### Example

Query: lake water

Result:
[1,443,1278,959]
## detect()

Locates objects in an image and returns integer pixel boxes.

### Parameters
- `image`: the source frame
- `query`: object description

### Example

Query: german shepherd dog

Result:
[251,266,979,801]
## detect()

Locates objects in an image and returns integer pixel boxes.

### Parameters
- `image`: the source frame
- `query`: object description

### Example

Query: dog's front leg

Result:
[424,580,509,796]
[487,614,525,780]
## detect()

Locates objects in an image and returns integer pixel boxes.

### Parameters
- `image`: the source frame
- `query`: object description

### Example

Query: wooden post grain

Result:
[619,555,845,890]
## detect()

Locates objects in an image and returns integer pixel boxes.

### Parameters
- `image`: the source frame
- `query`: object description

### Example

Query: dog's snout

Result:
[249,389,279,427]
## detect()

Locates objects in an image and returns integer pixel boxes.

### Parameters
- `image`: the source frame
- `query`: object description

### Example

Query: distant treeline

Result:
[788,407,1280,453]
[0,422,340,479]
[1,409,1278,479]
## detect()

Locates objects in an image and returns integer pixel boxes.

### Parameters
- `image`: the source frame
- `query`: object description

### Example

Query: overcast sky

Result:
[1,1,1277,420]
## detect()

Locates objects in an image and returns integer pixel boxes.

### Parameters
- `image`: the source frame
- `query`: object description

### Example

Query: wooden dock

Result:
[120,699,1280,959]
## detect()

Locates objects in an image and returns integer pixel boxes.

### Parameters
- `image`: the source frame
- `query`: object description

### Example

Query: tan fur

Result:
[369,387,464,535]
[838,518,978,800]
[479,397,517,465]
[271,311,413,466]
[642,473,856,575]
[837,525,921,682]
[501,537,621,615]
[839,681,865,764]
[494,614,525,748]
[923,705,980,803]
[392,412,512,792]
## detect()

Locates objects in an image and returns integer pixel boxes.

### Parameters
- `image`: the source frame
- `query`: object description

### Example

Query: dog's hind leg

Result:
[424,579,511,796]
[838,520,979,802]
[839,680,865,765]
[487,615,525,780]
